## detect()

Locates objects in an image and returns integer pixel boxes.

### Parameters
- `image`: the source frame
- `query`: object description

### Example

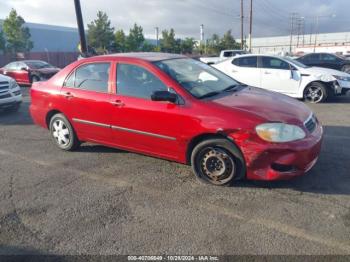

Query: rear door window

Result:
[232,57,257,68]
[64,63,110,93]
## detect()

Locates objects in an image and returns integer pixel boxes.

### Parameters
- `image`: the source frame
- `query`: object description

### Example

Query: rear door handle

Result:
[264,71,271,75]
[63,92,74,99]
[110,100,124,107]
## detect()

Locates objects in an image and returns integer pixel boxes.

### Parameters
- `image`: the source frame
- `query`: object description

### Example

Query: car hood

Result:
[32,68,60,74]
[300,66,350,77]
[210,87,312,124]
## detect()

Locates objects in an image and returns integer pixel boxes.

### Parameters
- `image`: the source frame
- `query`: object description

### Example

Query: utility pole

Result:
[296,16,302,48]
[301,17,305,46]
[155,27,159,47]
[249,0,253,52]
[313,16,319,53]
[289,12,297,54]
[74,0,88,57]
[200,24,206,54]
[200,24,204,44]
[240,0,244,50]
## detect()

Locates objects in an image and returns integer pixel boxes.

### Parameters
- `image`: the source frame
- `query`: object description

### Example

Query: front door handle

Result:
[110,100,124,107]
[264,71,271,75]
[63,92,74,99]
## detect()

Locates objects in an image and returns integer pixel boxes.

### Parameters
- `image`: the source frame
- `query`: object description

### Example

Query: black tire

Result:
[341,65,350,74]
[49,113,80,151]
[191,138,246,186]
[31,75,41,83]
[303,82,328,103]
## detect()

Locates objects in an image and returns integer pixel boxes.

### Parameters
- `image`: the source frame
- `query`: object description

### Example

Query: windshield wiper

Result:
[223,84,238,92]
[198,91,220,99]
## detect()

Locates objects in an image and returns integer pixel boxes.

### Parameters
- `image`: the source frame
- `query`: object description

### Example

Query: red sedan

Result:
[0,60,60,85]
[30,53,323,186]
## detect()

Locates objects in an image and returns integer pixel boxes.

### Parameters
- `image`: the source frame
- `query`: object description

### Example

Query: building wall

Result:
[0,20,79,52]
[244,32,350,55]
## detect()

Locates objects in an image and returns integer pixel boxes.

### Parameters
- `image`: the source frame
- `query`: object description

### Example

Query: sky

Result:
[1,0,350,39]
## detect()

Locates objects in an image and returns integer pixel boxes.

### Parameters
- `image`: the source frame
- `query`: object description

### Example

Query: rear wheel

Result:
[49,113,80,151]
[303,82,328,103]
[342,65,350,74]
[191,138,245,186]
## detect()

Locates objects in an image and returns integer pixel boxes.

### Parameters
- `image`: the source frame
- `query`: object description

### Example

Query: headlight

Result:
[9,79,19,89]
[319,74,334,82]
[333,75,350,81]
[256,123,306,143]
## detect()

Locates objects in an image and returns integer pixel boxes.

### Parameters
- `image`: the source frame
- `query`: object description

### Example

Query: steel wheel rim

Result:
[305,86,323,103]
[52,120,70,146]
[199,147,235,184]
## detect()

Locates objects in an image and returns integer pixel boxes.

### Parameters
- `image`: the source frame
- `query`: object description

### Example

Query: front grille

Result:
[0,81,9,91]
[0,93,11,99]
[304,114,317,133]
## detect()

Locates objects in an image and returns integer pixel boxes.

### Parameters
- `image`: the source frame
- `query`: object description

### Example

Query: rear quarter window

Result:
[232,57,257,68]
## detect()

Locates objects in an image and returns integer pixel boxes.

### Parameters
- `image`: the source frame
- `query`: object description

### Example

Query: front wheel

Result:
[191,138,245,186]
[49,113,80,151]
[303,83,328,103]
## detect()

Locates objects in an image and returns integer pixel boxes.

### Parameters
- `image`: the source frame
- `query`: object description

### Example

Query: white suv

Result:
[213,54,350,103]
[0,74,22,111]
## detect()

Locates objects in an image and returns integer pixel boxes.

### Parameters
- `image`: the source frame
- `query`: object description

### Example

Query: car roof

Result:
[22,60,48,64]
[102,52,187,62]
[230,54,284,59]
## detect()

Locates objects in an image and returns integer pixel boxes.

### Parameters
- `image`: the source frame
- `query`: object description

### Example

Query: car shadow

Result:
[234,125,350,196]
[76,144,127,154]
[0,101,33,126]
[326,94,350,103]
[0,245,43,256]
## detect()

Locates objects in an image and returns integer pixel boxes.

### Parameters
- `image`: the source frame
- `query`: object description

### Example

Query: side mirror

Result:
[20,66,29,71]
[151,90,178,103]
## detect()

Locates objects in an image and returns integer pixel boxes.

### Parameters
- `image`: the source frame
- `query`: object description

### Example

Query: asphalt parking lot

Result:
[0,88,350,255]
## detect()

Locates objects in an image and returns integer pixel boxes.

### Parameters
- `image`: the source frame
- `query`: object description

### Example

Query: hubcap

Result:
[52,120,70,146]
[305,86,323,103]
[200,147,235,184]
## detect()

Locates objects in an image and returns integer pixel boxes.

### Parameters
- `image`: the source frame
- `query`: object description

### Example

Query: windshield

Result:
[283,57,309,68]
[154,58,240,99]
[26,61,53,69]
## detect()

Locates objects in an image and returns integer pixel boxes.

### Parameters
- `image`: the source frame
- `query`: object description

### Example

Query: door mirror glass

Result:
[151,90,178,103]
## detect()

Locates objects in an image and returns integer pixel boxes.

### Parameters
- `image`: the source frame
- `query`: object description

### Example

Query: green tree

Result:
[2,9,33,53]
[114,29,126,52]
[87,11,115,54]
[141,41,155,52]
[220,30,240,50]
[0,31,5,52]
[180,37,195,54]
[207,33,222,54]
[126,23,145,51]
[160,29,180,53]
